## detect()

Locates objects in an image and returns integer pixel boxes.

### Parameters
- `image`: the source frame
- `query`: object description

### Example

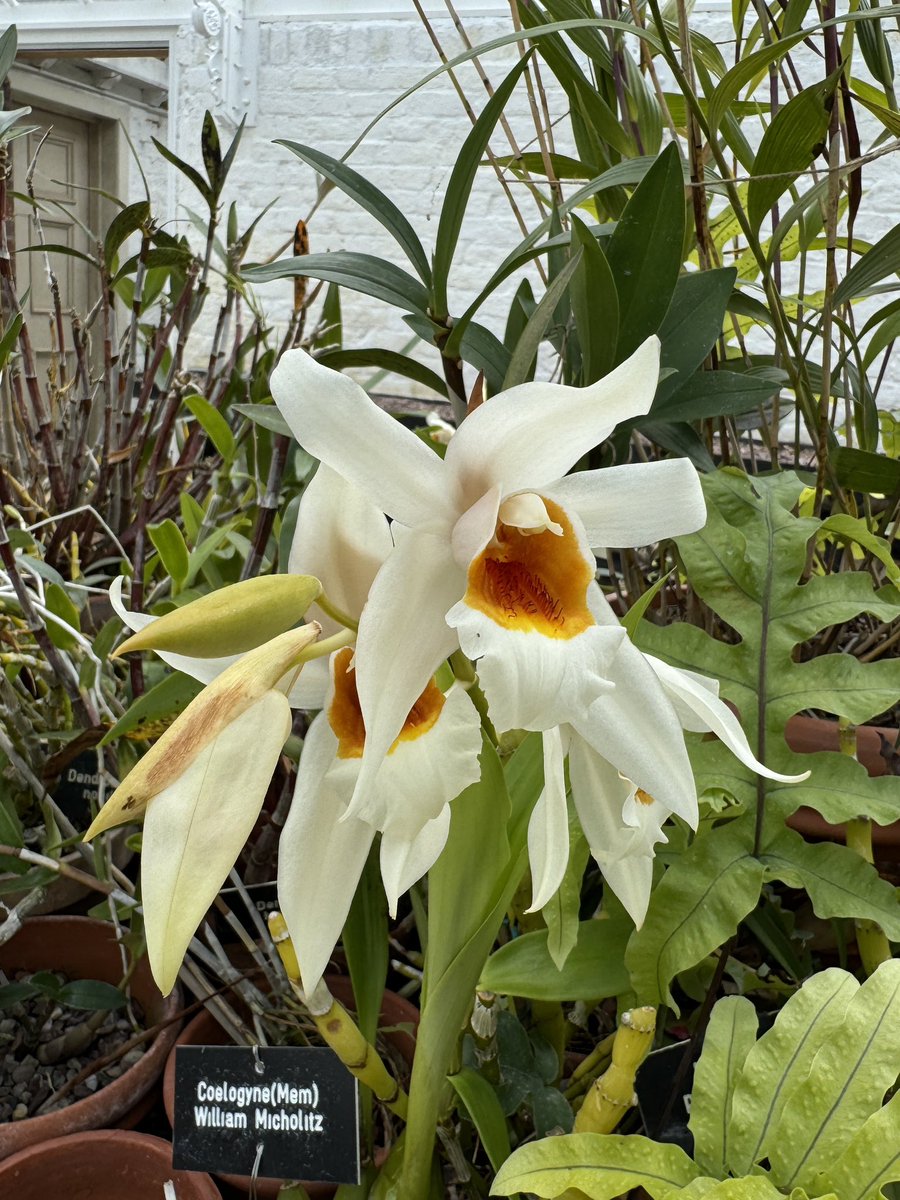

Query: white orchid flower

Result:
[270,338,808,932]
[277,465,483,992]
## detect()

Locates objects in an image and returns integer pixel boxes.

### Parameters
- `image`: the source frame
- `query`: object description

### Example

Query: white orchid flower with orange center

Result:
[276,465,482,992]
[270,338,808,930]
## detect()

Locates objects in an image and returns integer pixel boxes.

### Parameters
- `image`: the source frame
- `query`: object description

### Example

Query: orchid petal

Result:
[381,807,451,918]
[109,577,240,685]
[569,638,698,826]
[289,464,392,627]
[568,734,663,928]
[141,689,291,995]
[545,458,706,549]
[645,653,810,783]
[447,606,625,733]
[270,349,450,526]
[277,713,375,993]
[348,526,465,823]
[527,725,571,912]
[444,336,660,499]
[451,484,501,570]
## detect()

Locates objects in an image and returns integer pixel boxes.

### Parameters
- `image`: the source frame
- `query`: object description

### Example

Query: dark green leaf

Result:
[100,671,204,747]
[58,980,128,1011]
[152,137,213,207]
[650,370,780,424]
[316,348,447,398]
[201,110,222,192]
[748,78,836,233]
[432,54,533,318]
[833,445,900,494]
[244,251,431,316]
[342,846,388,1043]
[570,216,619,383]
[503,249,583,390]
[0,25,17,84]
[278,141,431,283]
[606,143,686,361]
[183,394,235,461]
[44,582,81,651]
[833,223,900,306]
[232,402,293,438]
[656,267,738,403]
[103,201,150,267]
[0,982,40,1009]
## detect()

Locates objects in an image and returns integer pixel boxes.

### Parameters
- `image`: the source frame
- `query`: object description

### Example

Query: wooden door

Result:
[11,105,96,387]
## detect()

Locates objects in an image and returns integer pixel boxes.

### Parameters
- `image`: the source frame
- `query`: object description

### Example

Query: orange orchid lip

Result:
[463,495,595,640]
[329,646,446,759]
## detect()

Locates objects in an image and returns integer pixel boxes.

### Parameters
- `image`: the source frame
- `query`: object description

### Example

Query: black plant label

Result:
[173,1045,360,1183]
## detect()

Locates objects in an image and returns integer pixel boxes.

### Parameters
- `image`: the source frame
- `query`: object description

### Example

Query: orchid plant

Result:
[85,334,805,1196]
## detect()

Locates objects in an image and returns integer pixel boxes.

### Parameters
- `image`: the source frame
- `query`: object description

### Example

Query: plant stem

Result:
[840,720,892,974]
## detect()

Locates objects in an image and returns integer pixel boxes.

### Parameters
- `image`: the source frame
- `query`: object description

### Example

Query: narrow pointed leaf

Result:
[244,251,431,316]
[184,394,235,462]
[147,519,189,590]
[448,1067,511,1173]
[99,670,204,747]
[432,55,532,318]
[278,141,431,283]
[502,249,583,389]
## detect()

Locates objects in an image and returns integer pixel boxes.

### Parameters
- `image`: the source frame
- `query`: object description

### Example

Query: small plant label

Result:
[53,751,101,828]
[173,1045,360,1183]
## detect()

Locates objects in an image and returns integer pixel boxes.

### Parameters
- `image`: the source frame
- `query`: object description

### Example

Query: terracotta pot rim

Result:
[0,1129,220,1199]
[0,916,182,1160]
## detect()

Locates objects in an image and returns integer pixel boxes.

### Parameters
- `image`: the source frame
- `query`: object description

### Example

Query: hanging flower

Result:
[270,339,807,930]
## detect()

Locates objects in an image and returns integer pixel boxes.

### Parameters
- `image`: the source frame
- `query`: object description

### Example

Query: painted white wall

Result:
[9,1,900,418]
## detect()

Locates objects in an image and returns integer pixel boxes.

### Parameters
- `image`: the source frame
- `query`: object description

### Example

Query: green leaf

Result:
[432,54,532,318]
[315,348,447,398]
[656,269,738,404]
[625,818,765,1009]
[147,519,190,590]
[689,996,758,1177]
[201,110,222,193]
[649,371,780,426]
[480,913,630,1001]
[277,141,430,283]
[448,1066,511,1173]
[768,960,900,1191]
[492,1132,701,1198]
[541,807,590,970]
[833,223,900,307]
[502,249,583,390]
[183,394,235,461]
[0,794,24,848]
[57,980,128,1011]
[570,217,619,383]
[635,468,900,830]
[100,670,204,746]
[728,968,858,1175]
[180,493,205,543]
[244,251,431,316]
[761,830,900,939]
[708,30,810,134]
[152,136,213,206]
[232,402,293,438]
[103,201,150,267]
[342,845,388,1043]
[606,144,685,361]
[832,445,900,494]
[0,981,40,1009]
[0,25,17,84]
[748,78,835,233]
[815,1089,900,1200]
[678,1180,785,1199]
[44,582,81,651]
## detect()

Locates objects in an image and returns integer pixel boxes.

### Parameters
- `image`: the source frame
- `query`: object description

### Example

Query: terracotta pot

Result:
[0,1130,220,1199]
[0,916,182,1160]
[163,975,418,1199]
[785,716,900,856]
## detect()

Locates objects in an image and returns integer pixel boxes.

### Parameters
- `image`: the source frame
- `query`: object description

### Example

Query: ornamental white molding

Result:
[192,0,258,128]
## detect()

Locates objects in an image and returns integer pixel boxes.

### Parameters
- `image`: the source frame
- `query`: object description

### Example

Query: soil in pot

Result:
[163,975,418,1200]
[0,1129,221,1199]
[0,916,182,1160]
